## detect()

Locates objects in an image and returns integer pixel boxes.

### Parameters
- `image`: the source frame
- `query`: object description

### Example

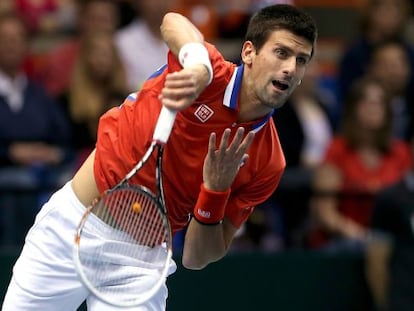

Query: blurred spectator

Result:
[0,1,14,15]
[271,59,336,248]
[366,40,413,141]
[40,0,119,98]
[59,30,128,168]
[0,12,72,245]
[0,12,72,174]
[308,77,411,253]
[365,138,414,311]
[337,0,414,108]
[175,0,220,42]
[14,0,76,36]
[215,0,295,39]
[115,0,177,90]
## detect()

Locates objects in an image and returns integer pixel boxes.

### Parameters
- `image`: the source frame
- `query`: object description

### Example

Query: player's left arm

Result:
[183,216,239,270]
[182,127,279,270]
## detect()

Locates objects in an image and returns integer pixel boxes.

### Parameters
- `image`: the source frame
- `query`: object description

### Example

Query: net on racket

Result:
[74,185,173,307]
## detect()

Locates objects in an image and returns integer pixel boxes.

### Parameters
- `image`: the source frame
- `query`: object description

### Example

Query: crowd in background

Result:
[0,0,299,248]
[0,0,412,246]
[0,0,414,309]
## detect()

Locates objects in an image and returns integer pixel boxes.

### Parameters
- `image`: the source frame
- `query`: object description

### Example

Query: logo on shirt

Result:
[197,208,211,219]
[195,104,214,123]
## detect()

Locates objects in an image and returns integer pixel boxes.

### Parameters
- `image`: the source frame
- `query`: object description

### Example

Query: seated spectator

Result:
[40,0,119,98]
[0,12,72,175]
[365,144,414,311]
[115,0,177,90]
[0,12,73,245]
[308,77,412,253]
[366,39,413,141]
[59,30,128,168]
[14,0,76,36]
[337,0,414,108]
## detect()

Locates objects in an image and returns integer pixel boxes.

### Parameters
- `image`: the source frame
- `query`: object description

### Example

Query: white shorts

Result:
[1,181,177,311]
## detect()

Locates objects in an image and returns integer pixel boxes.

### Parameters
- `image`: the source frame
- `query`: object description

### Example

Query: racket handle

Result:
[153,106,177,143]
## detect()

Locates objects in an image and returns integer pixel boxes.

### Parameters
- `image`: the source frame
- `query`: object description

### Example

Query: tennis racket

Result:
[74,106,176,307]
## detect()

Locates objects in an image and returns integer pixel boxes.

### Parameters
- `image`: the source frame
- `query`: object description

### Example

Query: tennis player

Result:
[2,4,317,311]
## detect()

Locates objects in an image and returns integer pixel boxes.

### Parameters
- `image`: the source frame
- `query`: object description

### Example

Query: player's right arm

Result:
[159,12,212,112]
[160,12,204,56]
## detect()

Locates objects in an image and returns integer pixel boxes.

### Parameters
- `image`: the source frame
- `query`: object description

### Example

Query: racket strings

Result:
[103,189,166,247]
[77,187,171,301]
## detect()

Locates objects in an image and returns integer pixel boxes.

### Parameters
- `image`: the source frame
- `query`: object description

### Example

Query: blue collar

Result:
[223,64,274,133]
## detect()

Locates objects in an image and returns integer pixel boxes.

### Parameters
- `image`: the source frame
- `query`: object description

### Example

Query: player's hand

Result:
[203,127,255,191]
[159,64,210,111]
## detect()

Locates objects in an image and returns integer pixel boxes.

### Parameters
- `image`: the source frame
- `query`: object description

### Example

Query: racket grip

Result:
[153,106,177,143]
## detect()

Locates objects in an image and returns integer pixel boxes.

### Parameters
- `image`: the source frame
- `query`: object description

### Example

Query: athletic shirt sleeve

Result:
[225,165,284,228]
[94,90,162,194]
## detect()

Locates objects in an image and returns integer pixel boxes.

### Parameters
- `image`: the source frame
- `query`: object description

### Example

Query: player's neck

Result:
[238,89,273,123]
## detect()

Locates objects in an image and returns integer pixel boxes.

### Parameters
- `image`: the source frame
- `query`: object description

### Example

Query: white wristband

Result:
[178,42,213,85]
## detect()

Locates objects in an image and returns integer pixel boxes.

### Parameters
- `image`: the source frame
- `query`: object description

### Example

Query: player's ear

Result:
[241,41,255,66]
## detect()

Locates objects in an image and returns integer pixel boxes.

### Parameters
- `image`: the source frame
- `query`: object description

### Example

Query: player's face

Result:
[242,30,313,110]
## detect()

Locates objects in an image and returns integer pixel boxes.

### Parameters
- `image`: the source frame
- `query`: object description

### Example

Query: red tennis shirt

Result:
[94,43,285,234]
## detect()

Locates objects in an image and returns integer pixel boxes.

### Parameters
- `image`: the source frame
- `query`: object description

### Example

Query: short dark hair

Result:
[245,4,317,57]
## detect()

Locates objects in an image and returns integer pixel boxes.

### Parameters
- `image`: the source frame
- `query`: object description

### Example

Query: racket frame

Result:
[73,107,176,307]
